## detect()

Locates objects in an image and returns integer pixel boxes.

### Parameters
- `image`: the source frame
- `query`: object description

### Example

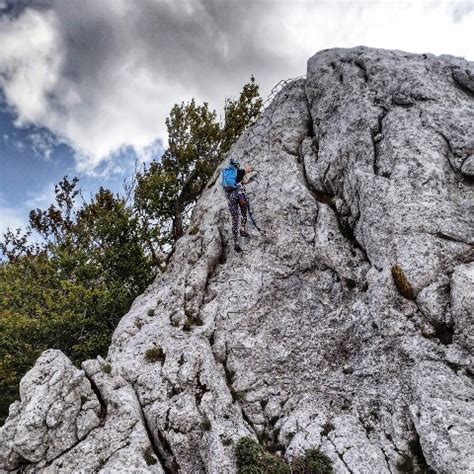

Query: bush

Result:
[145,346,165,363]
[235,437,334,474]
[391,265,415,300]
[301,449,333,473]
[235,437,290,474]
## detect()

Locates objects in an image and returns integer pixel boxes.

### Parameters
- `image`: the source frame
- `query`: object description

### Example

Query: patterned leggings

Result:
[226,189,248,244]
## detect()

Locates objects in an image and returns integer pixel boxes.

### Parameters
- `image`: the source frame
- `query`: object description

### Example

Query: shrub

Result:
[302,449,333,473]
[236,437,290,474]
[147,308,155,316]
[145,346,165,363]
[391,265,415,300]
[235,437,333,474]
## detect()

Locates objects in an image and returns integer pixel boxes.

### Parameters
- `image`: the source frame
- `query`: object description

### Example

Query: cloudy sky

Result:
[0,0,473,236]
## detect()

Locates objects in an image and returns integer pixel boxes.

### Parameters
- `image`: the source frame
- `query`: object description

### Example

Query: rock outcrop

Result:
[1,46,473,473]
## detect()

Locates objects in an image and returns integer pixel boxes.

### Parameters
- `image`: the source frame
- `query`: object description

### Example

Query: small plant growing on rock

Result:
[189,225,199,235]
[101,363,112,374]
[391,264,415,300]
[145,346,165,363]
[147,308,155,316]
[144,446,157,466]
[201,417,212,431]
[183,315,204,331]
[321,421,335,437]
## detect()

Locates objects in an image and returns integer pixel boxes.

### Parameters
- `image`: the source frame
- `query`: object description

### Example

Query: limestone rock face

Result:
[1,47,473,473]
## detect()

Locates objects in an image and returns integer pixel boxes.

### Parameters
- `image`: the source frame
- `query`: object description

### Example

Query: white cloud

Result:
[0,9,63,125]
[0,0,472,176]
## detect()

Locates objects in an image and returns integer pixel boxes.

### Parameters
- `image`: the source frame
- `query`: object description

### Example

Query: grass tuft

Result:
[145,346,165,363]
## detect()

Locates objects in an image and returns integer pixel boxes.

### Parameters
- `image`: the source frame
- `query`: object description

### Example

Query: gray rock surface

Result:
[1,46,473,473]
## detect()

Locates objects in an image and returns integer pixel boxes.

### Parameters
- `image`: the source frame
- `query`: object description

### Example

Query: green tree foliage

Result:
[135,76,262,255]
[0,178,155,423]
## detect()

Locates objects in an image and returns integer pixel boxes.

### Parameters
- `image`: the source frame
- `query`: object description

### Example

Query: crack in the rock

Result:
[379,445,393,474]
[130,385,179,474]
[371,107,389,176]
[352,59,368,83]
[428,231,472,246]
[327,437,354,474]
[86,375,108,427]
[435,130,461,176]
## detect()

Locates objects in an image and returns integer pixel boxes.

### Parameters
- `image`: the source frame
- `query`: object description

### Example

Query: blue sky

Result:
[0,0,473,237]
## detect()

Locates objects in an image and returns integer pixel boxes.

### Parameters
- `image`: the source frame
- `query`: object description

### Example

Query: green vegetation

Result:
[235,437,333,474]
[0,78,262,424]
[145,346,165,363]
[236,437,290,474]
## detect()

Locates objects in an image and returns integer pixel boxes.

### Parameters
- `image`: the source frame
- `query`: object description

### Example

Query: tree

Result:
[135,76,262,257]
[0,179,156,423]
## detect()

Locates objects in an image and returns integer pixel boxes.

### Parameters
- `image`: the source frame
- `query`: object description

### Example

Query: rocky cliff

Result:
[1,46,473,473]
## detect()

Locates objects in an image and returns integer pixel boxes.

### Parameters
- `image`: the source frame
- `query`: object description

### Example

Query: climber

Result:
[221,159,253,253]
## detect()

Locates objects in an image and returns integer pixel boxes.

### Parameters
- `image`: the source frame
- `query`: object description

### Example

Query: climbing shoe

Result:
[234,244,243,253]
[240,229,250,238]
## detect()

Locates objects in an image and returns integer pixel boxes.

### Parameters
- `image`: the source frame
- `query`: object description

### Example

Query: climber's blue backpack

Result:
[221,164,238,192]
